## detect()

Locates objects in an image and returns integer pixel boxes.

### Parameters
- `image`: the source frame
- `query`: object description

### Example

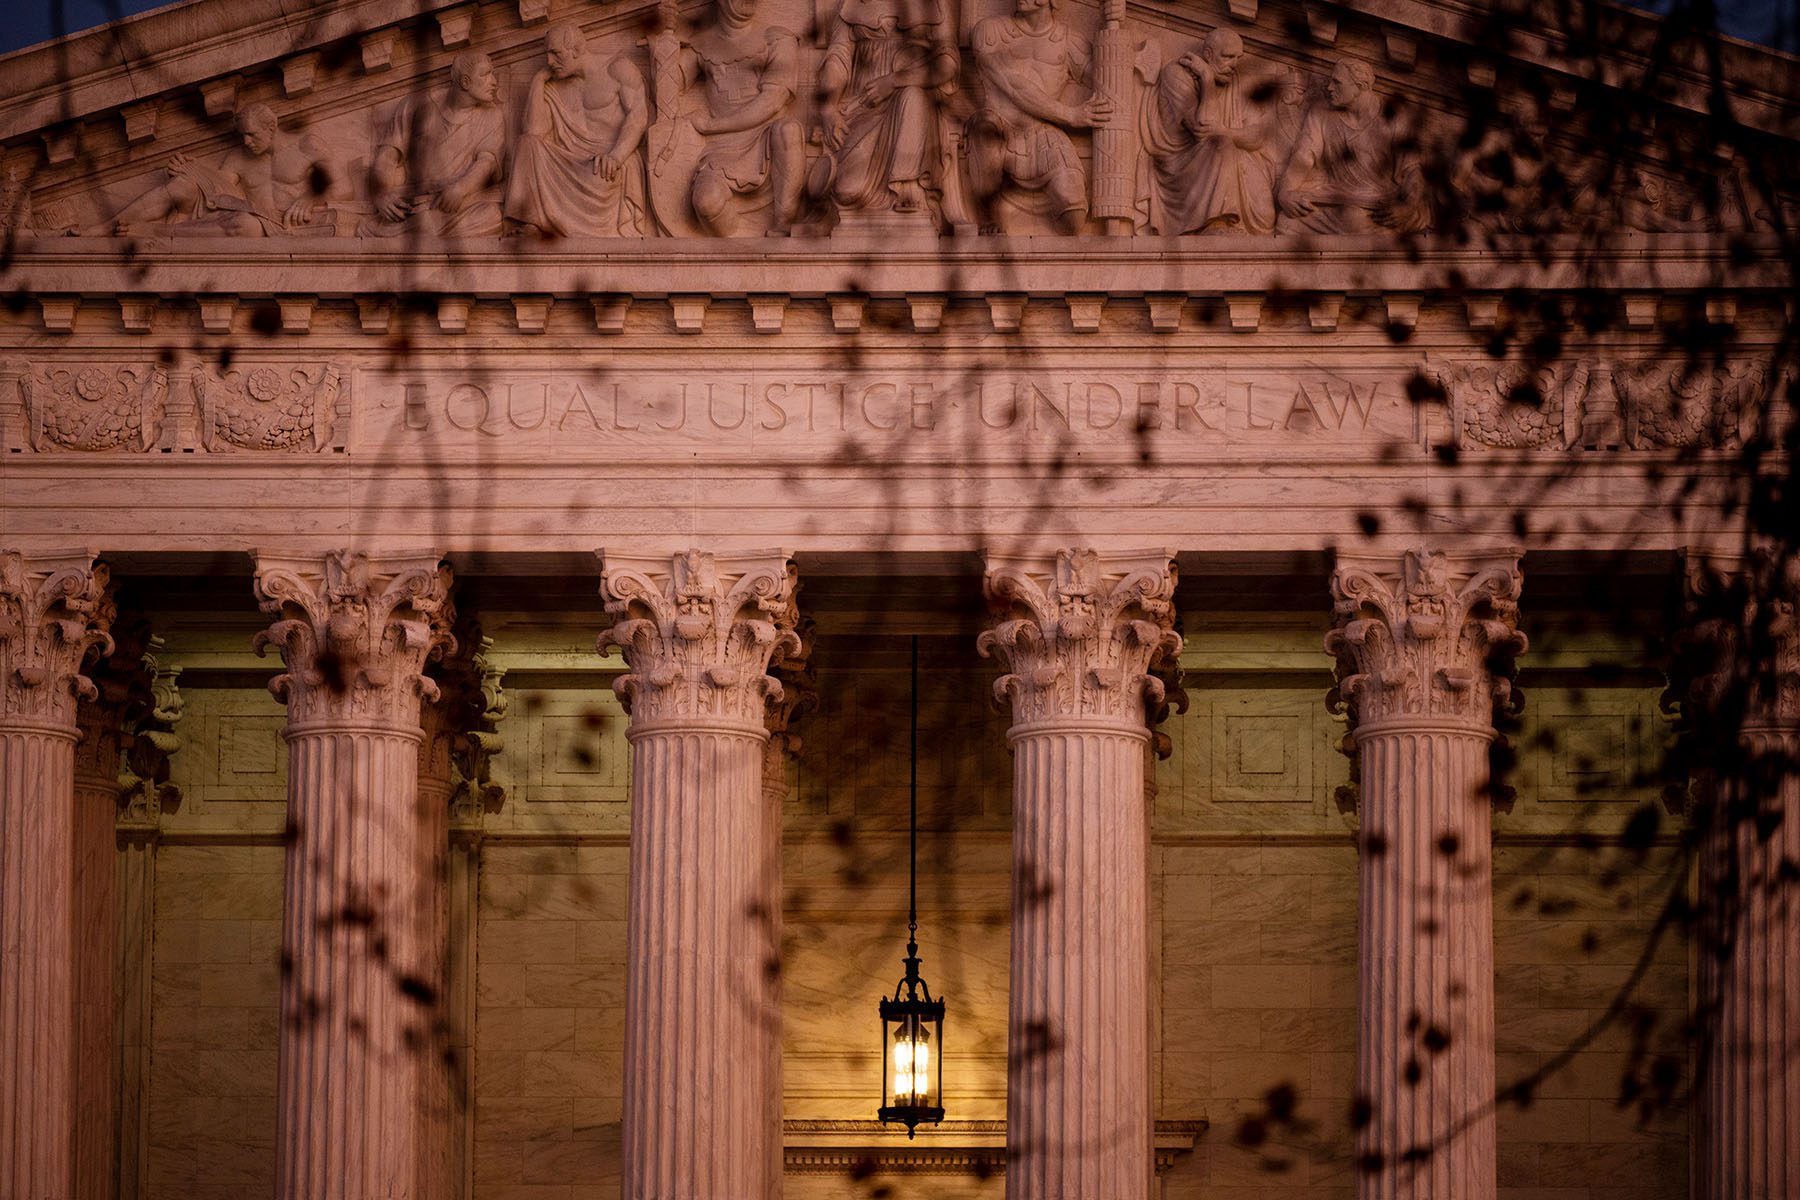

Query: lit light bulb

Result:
[892,1037,914,1074]
[913,1040,930,1075]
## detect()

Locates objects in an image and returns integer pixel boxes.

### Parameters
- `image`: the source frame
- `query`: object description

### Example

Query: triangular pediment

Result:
[0,0,1792,245]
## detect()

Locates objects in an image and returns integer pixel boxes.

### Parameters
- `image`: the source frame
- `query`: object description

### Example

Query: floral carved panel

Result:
[193,363,347,453]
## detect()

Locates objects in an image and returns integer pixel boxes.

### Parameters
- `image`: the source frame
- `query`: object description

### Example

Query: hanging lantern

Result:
[878,950,944,1133]
[877,635,946,1137]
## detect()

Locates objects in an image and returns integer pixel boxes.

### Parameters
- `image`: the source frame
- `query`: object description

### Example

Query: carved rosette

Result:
[978,548,1181,733]
[253,550,454,733]
[23,364,167,452]
[1326,546,1526,736]
[195,363,345,452]
[596,549,801,733]
[0,551,114,732]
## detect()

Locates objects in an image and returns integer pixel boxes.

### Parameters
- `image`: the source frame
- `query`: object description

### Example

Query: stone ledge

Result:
[781,1118,1205,1176]
[0,233,1781,301]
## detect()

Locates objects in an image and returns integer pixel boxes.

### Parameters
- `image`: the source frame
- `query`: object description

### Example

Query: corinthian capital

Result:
[1326,545,1526,733]
[978,547,1182,731]
[0,549,114,731]
[597,549,801,730]
[1667,548,1800,734]
[252,550,454,732]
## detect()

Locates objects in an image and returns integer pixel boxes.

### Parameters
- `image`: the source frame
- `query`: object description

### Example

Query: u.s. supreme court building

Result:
[0,0,1794,1196]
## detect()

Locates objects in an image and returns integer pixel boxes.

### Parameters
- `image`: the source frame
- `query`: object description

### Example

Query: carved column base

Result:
[622,723,779,1200]
[1007,722,1154,1200]
[1355,722,1496,1200]
[277,726,438,1200]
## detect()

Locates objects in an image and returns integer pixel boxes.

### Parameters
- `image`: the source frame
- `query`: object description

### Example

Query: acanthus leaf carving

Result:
[763,612,816,800]
[253,550,455,732]
[1325,545,1526,735]
[24,363,167,452]
[0,551,114,730]
[1618,359,1765,450]
[1436,358,1583,450]
[423,617,510,831]
[596,548,800,729]
[75,612,184,829]
[194,362,343,452]
[978,547,1182,730]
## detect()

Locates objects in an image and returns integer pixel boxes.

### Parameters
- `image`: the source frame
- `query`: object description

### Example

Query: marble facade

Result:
[0,0,1794,1198]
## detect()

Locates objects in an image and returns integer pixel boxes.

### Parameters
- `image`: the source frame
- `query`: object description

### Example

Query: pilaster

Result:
[254,549,454,1200]
[1326,545,1525,1200]
[0,549,114,1200]
[421,620,508,1200]
[111,632,181,1200]
[979,547,1181,1200]
[598,548,800,1200]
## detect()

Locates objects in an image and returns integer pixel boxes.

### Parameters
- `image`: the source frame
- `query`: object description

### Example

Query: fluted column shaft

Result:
[1354,722,1496,1199]
[0,551,113,1200]
[622,722,773,1197]
[279,726,435,1196]
[599,548,800,1200]
[981,548,1180,1200]
[256,550,453,1200]
[1675,553,1800,1200]
[1008,722,1153,1200]
[1699,723,1800,1200]
[1328,546,1523,1200]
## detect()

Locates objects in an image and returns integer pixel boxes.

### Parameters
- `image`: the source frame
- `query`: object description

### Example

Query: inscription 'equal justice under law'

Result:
[382,374,1398,440]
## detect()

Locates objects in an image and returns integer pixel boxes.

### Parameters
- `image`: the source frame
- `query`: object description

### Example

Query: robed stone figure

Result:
[506,20,650,237]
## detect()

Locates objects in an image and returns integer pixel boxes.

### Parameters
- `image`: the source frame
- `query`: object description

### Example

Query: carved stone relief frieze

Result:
[1436,358,1583,450]
[1436,356,1780,453]
[11,1,1780,242]
[19,363,168,452]
[193,363,347,452]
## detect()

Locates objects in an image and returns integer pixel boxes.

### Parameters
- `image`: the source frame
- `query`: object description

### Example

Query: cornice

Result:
[1,233,1781,301]
[780,1117,1205,1176]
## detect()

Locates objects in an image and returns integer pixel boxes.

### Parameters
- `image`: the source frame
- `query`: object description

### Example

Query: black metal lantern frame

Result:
[877,636,947,1137]
[878,947,945,1132]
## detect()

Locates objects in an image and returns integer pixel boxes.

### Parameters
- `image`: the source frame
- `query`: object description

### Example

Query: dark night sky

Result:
[0,0,1792,63]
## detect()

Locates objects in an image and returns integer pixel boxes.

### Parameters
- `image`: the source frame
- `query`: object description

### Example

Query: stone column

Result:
[1325,545,1525,1200]
[0,550,115,1200]
[979,547,1181,1200]
[599,549,799,1200]
[254,550,454,1200]
[1679,553,1800,1200]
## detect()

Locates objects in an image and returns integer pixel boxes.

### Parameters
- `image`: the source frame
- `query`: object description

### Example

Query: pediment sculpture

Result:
[12,0,1783,243]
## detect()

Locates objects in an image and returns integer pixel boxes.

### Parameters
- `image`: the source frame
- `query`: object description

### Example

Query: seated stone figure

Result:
[1276,57,1429,235]
[505,20,650,238]
[812,0,960,228]
[1145,28,1286,235]
[647,0,805,237]
[360,51,505,238]
[966,0,1111,235]
[83,103,336,237]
